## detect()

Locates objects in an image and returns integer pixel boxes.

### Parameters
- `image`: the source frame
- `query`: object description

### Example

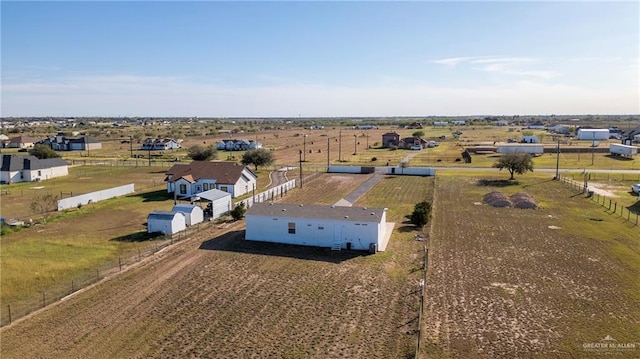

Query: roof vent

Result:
[371,212,375,215]
[299,204,303,207]
[344,215,349,218]
[282,209,287,211]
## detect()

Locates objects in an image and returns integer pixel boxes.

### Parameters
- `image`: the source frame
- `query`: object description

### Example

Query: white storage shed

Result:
[577,129,610,140]
[172,204,204,226]
[245,202,394,252]
[147,211,186,235]
[196,189,233,219]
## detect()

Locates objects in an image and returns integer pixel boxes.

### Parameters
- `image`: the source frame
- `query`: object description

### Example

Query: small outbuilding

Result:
[172,204,204,226]
[195,188,233,219]
[147,211,186,235]
[245,202,394,252]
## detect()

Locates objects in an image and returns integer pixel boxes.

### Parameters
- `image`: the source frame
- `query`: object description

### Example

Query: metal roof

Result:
[246,202,386,223]
[147,211,184,221]
[195,189,232,202]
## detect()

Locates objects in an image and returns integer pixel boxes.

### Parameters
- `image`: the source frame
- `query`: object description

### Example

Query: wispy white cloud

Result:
[2,74,638,117]
[433,55,560,79]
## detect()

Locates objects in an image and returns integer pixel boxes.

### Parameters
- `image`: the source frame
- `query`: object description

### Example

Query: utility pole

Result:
[338,130,342,162]
[303,134,307,162]
[129,135,133,158]
[591,131,595,166]
[327,137,330,171]
[555,139,560,180]
[353,134,357,155]
[299,150,303,188]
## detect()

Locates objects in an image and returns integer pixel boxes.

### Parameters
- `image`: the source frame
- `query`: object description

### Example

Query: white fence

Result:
[327,165,375,174]
[58,184,135,211]
[236,179,297,209]
[385,167,436,176]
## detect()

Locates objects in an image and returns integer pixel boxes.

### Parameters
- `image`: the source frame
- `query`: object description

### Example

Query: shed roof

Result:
[196,188,232,202]
[172,204,203,213]
[246,202,386,223]
[147,211,184,221]
[1,155,68,171]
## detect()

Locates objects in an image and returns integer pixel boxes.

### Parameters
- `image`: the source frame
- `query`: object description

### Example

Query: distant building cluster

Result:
[216,139,262,151]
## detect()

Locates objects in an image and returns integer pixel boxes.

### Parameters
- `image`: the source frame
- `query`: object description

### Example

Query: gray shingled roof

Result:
[1,155,68,171]
[166,161,256,185]
[246,202,386,223]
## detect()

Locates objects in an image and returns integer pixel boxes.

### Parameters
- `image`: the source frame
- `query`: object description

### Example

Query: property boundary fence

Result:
[0,220,216,327]
[236,179,297,209]
[557,175,639,226]
[57,184,135,210]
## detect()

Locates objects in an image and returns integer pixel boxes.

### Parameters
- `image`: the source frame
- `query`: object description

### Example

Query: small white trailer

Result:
[496,144,544,155]
[610,143,638,158]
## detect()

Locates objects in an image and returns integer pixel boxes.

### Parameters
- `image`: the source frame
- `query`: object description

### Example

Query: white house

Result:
[172,204,204,226]
[245,202,393,252]
[5,135,38,149]
[577,129,610,140]
[0,155,68,184]
[216,139,262,151]
[165,161,257,198]
[195,188,232,219]
[522,135,539,143]
[147,211,186,235]
[141,138,181,150]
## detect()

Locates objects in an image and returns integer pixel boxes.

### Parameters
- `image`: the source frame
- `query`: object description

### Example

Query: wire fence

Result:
[0,220,219,327]
[557,175,639,226]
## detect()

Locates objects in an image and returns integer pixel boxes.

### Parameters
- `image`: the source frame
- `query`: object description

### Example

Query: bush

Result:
[410,200,432,228]
[230,202,246,221]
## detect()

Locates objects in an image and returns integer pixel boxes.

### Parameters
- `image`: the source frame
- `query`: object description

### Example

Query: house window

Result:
[179,184,187,194]
[37,170,41,176]
[203,183,209,191]
[288,222,295,234]
[318,226,324,230]
[220,186,228,193]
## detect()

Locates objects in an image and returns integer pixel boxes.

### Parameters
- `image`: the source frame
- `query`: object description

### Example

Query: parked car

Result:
[631,183,640,194]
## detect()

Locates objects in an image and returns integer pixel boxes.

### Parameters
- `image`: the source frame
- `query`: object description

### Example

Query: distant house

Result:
[382,132,401,148]
[452,120,466,126]
[522,135,539,143]
[147,211,186,235]
[0,154,68,184]
[171,204,204,226]
[216,139,262,151]
[37,135,102,151]
[141,138,181,151]
[405,122,423,129]
[165,161,257,198]
[354,125,377,130]
[245,202,393,252]
[433,121,449,127]
[527,122,546,130]
[548,124,572,135]
[577,129,609,140]
[495,120,509,126]
[399,137,428,150]
[5,135,37,149]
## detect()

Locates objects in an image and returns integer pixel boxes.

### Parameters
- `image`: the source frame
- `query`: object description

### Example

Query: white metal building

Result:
[195,189,232,219]
[147,211,186,235]
[172,204,204,226]
[245,202,393,252]
[577,129,610,140]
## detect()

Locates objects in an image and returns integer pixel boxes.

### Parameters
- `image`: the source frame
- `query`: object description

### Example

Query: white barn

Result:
[245,202,393,252]
[172,204,204,226]
[195,189,232,219]
[577,129,610,140]
[147,211,186,235]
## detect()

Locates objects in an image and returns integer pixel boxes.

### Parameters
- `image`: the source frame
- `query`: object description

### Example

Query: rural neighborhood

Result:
[1,1,639,358]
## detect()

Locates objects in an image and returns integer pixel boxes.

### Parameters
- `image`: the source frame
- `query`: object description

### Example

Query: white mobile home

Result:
[195,188,232,219]
[172,204,204,226]
[245,202,393,252]
[496,144,544,155]
[609,144,638,158]
[577,129,610,140]
[147,211,186,235]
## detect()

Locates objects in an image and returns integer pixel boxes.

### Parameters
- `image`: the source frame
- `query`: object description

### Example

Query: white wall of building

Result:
[246,214,385,251]
[172,204,204,226]
[147,213,186,235]
[577,129,610,140]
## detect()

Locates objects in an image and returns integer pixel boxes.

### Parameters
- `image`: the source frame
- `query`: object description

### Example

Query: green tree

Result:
[187,145,218,161]
[412,130,425,138]
[29,145,60,159]
[410,200,432,228]
[493,152,534,180]
[241,148,274,171]
[230,202,246,220]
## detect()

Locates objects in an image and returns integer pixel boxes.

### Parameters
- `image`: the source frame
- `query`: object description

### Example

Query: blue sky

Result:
[1,1,638,117]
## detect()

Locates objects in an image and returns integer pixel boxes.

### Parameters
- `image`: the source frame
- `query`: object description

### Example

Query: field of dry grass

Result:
[421,173,640,358]
[1,173,433,358]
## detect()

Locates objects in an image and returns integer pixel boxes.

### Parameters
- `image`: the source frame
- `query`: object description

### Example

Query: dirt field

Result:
[421,174,640,358]
[1,173,432,358]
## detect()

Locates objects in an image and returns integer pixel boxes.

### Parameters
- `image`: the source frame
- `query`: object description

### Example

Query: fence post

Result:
[72,280,74,293]
[138,248,141,262]
[96,268,100,281]
[613,202,617,215]
[119,257,122,271]
[7,304,11,324]
[42,291,46,308]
